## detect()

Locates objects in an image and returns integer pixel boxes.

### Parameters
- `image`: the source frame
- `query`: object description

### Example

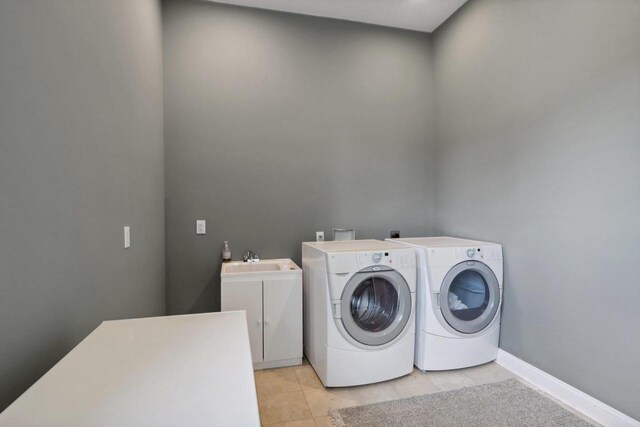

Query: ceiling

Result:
[206,0,469,33]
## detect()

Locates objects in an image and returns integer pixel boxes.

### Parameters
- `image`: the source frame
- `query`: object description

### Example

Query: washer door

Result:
[439,261,500,334]
[340,266,411,346]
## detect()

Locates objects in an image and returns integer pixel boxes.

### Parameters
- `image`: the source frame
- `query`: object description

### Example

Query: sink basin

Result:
[221,259,301,277]
[224,263,282,273]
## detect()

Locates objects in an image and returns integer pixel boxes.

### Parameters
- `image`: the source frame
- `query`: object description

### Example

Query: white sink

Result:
[224,263,282,273]
[221,259,300,277]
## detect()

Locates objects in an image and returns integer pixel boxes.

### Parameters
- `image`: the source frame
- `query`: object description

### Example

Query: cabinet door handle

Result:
[264,319,270,326]
[257,320,262,326]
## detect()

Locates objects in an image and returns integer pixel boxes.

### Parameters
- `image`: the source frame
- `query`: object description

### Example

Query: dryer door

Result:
[439,261,500,334]
[340,266,412,346]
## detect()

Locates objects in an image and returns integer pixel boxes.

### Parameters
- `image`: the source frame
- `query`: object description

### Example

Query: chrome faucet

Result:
[243,251,260,262]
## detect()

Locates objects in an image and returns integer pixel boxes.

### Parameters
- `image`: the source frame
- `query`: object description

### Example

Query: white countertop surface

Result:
[0,311,260,427]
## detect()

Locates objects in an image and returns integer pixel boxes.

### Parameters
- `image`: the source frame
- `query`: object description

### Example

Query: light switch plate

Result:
[124,226,131,248]
[196,220,206,235]
[316,231,324,242]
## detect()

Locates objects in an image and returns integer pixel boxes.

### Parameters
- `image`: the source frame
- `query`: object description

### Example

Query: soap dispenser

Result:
[222,241,232,263]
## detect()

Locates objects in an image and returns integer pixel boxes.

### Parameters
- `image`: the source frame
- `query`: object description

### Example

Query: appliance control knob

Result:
[372,252,383,263]
[467,249,476,258]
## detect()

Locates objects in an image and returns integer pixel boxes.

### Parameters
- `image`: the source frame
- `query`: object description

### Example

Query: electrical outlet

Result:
[196,220,206,235]
[390,230,400,239]
[316,231,324,242]
[124,226,131,248]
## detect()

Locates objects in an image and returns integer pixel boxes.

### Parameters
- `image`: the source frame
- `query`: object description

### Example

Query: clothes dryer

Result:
[389,237,503,370]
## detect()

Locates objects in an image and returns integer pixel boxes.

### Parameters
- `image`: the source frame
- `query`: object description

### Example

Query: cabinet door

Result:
[221,280,263,363]
[263,278,302,362]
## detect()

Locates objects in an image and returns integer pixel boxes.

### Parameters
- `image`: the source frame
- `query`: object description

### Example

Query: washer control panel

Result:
[357,250,415,269]
[359,251,389,265]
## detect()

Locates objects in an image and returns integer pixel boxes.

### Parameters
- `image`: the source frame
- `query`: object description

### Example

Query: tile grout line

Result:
[297,364,337,426]
[260,365,316,427]
[294,365,319,426]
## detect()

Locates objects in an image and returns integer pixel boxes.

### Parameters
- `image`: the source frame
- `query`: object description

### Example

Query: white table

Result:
[0,312,260,427]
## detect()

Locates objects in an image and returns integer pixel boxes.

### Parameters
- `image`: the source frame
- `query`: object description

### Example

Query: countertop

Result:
[0,311,260,427]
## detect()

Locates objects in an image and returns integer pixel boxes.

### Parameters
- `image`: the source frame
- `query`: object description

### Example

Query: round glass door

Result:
[439,261,500,334]
[351,277,399,332]
[340,267,411,346]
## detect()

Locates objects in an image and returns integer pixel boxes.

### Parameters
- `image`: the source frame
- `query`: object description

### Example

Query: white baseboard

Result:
[496,349,639,427]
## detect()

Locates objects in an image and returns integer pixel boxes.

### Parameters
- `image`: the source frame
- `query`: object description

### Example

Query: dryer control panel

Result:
[454,245,502,261]
[426,243,502,267]
[457,247,483,259]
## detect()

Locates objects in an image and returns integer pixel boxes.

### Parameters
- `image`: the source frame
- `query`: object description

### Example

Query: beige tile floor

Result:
[254,359,519,426]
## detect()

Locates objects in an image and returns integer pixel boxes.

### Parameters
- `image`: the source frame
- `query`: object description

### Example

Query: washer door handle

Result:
[331,301,342,319]
[433,292,440,309]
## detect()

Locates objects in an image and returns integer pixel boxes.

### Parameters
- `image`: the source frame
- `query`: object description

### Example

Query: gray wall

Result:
[163,0,435,314]
[432,0,640,419]
[0,0,165,411]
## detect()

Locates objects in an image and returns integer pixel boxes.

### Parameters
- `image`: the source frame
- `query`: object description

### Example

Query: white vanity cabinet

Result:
[221,259,302,370]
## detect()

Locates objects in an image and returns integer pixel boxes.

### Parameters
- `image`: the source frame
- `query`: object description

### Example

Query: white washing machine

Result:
[302,240,416,386]
[389,237,503,371]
